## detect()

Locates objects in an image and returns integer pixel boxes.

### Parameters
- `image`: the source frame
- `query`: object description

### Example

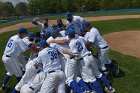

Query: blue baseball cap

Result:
[80,27,85,33]
[28,32,35,37]
[66,12,73,18]
[82,21,90,27]
[44,31,51,37]
[18,27,27,33]
[39,40,48,47]
[51,30,60,36]
[67,29,75,38]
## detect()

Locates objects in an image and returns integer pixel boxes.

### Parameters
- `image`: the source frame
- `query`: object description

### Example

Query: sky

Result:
[0,0,28,6]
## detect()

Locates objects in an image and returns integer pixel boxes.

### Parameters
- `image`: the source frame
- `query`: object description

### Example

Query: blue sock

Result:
[99,75,111,89]
[70,80,83,93]
[78,79,90,91]
[16,77,22,82]
[12,88,18,93]
[88,81,103,93]
[3,74,11,86]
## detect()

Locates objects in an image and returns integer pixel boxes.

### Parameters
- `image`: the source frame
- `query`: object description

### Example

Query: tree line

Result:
[0,0,140,17]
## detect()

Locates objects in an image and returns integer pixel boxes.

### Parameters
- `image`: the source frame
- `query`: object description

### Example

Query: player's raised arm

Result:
[32,17,41,25]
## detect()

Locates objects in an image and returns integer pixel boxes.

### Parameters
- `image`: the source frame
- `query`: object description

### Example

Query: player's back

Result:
[4,35,27,57]
[73,16,84,22]
[69,36,90,59]
[66,16,84,34]
[89,27,108,48]
[38,47,61,72]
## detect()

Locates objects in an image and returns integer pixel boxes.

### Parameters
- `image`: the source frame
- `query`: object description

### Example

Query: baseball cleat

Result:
[84,91,91,93]
[0,84,6,91]
[105,86,116,93]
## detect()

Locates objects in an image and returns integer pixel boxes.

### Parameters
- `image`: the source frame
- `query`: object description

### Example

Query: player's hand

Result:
[33,17,40,21]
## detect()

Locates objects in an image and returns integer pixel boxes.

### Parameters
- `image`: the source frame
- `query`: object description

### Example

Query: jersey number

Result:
[7,39,14,48]
[48,50,57,60]
[76,41,83,52]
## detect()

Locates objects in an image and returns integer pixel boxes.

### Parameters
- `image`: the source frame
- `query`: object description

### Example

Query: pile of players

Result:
[1,12,116,93]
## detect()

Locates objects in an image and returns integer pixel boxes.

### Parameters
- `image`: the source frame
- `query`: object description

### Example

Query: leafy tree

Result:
[15,2,28,16]
[0,1,14,16]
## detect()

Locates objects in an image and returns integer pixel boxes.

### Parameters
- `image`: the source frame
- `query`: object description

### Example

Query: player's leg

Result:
[88,80,103,93]
[12,61,38,92]
[80,57,103,93]
[98,47,112,72]
[1,55,15,90]
[90,55,115,92]
[39,71,61,93]
[55,71,66,93]
[0,72,12,90]
[76,77,90,92]
[76,64,91,92]
[65,59,83,93]
[98,49,107,71]
[20,84,35,93]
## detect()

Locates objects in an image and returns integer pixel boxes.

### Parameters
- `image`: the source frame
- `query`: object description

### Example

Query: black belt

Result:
[79,54,91,61]
[101,46,108,49]
[6,55,11,57]
[29,86,34,91]
[48,70,56,73]
[70,57,75,59]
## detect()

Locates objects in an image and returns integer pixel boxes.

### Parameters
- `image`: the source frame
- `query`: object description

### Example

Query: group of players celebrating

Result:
[1,12,117,93]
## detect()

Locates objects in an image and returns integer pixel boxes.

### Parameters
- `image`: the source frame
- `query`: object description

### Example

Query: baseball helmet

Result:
[67,29,75,38]
[39,39,48,47]
[82,21,90,27]
[18,27,27,33]
[66,12,73,18]
[28,32,35,38]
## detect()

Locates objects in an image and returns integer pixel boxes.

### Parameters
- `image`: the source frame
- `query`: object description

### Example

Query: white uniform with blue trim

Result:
[22,37,33,47]
[37,22,52,33]
[86,27,112,71]
[66,16,84,34]
[36,47,65,93]
[15,58,40,91]
[69,36,102,82]
[2,35,28,77]
[20,71,45,93]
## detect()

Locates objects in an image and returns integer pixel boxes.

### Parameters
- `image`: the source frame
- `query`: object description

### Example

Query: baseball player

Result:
[23,32,35,45]
[32,18,52,33]
[66,12,84,35]
[82,22,112,72]
[67,29,104,93]
[0,27,29,90]
[56,18,66,30]
[49,30,92,93]
[12,58,42,93]
[67,29,116,93]
[20,70,45,93]
[34,40,66,93]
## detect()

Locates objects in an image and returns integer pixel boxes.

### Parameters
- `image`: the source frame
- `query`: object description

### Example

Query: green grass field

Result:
[0,17,140,93]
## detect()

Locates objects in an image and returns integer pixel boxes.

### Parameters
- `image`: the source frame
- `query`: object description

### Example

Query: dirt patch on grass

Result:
[104,31,140,58]
[1,15,140,34]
